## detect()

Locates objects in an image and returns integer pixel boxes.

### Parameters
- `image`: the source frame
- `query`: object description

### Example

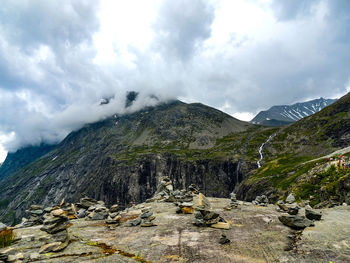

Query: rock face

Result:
[0,101,254,224]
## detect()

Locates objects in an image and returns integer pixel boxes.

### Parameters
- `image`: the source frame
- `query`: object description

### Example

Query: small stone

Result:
[51,209,65,217]
[140,221,157,227]
[30,205,43,210]
[181,207,194,214]
[141,207,152,212]
[175,207,182,214]
[286,193,296,204]
[39,242,62,254]
[211,222,230,229]
[193,218,206,227]
[110,204,119,213]
[140,211,153,219]
[126,217,141,227]
[305,209,322,221]
[277,201,289,212]
[287,206,300,215]
[15,253,24,260]
[165,184,174,192]
[219,234,230,244]
[77,209,87,218]
[194,211,203,219]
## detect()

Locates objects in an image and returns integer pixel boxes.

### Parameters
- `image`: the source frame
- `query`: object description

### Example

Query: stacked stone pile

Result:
[105,205,121,228]
[39,208,70,253]
[252,195,269,206]
[125,207,157,227]
[59,199,77,219]
[193,193,230,229]
[23,205,43,227]
[147,176,196,203]
[224,193,239,210]
[75,197,98,218]
[188,184,199,194]
[278,200,322,229]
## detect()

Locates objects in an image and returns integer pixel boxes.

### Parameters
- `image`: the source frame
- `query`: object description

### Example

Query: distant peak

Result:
[125,91,139,108]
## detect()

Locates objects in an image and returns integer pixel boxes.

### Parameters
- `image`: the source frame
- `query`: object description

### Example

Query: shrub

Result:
[0,228,14,248]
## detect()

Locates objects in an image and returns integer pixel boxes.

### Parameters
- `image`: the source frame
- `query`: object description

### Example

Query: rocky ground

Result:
[1,195,350,263]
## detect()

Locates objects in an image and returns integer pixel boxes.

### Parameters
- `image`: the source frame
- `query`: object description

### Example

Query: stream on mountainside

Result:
[257,134,276,168]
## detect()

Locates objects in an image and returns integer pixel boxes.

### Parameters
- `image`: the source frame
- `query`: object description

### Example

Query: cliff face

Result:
[0,144,57,181]
[0,100,258,224]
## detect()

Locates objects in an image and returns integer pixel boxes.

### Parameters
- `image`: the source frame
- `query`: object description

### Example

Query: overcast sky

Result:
[1,0,350,162]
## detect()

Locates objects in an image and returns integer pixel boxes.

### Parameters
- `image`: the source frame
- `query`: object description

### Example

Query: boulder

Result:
[286,193,296,204]
[278,215,314,229]
[305,209,322,221]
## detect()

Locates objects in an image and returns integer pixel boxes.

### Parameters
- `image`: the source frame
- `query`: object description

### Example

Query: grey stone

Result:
[140,211,153,219]
[126,217,141,227]
[219,234,230,244]
[51,230,68,243]
[77,209,87,218]
[194,211,203,219]
[305,209,322,221]
[287,205,300,215]
[278,215,314,229]
[193,218,206,227]
[286,193,296,204]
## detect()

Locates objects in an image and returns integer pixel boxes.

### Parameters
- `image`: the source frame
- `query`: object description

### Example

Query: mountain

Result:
[237,92,350,206]
[0,143,57,181]
[0,100,262,224]
[251,97,337,126]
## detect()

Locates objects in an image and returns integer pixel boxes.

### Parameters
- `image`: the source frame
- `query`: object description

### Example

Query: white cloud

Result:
[0,0,350,155]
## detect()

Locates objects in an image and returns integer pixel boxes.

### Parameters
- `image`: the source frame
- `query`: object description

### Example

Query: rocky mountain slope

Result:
[0,100,264,224]
[251,98,336,126]
[0,144,57,182]
[237,92,350,205]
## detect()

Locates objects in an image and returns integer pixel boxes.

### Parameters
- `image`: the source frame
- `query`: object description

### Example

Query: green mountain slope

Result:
[237,92,350,206]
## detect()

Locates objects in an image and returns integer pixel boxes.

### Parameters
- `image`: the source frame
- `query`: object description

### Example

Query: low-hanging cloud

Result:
[1,0,350,154]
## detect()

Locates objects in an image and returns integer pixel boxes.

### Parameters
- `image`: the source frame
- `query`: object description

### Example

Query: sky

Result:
[1,0,350,162]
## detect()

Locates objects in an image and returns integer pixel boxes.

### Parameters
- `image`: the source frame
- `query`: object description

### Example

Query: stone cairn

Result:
[224,193,239,210]
[277,194,322,229]
[252,195,269,206]
[193,193,230,229]
[125,206,157,227]
[147,176,195,203]
[22,205,44,227]
[39,208,70,254]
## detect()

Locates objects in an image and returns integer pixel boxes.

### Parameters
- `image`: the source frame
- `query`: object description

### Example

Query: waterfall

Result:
[257,134,276,168]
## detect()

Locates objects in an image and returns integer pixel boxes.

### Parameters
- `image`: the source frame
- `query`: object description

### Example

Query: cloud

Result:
[153,0,215,61]
[1,0,350,153]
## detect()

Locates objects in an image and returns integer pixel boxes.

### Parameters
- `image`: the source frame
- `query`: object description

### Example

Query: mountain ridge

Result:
[251,97,337,126]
